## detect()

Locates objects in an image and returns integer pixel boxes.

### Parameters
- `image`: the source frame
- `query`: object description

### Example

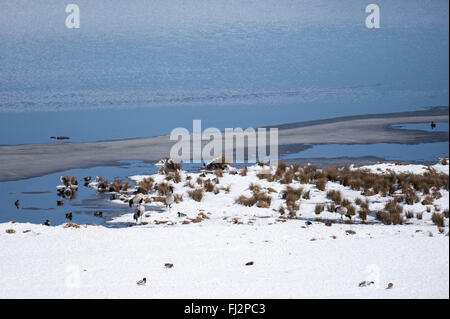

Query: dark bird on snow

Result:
[137,278,147,286]
[93,211,103,217]
[14,200,19,209]
[129,193,144,208]
[177,212,186,218]
[44,219,51,226]
[65,212,73,220]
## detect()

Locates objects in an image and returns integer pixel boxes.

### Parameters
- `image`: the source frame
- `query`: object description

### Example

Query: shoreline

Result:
[0,108,448,182]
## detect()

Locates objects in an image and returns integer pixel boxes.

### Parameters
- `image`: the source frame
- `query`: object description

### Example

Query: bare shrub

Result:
[188,189,204,202]
[156,182,171,195]
[315,178,328,191]
[203,179,215,192]
[137,177,154,194]
[315,204,325,215]
[326,190,342,205]
[215,169,223,178]
[240,166,248,176]
[432,213,445,227]
[405,211,414,219]
[416,212,423,220]
[302,190,310,200]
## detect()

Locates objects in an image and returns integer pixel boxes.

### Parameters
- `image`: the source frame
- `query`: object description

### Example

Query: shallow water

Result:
[0,1,448,145]
[391,122,449,133]
[282,142,449,163]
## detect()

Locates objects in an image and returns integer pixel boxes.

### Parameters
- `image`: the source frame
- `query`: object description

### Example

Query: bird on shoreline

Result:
[133,204,145,224]
[14,200,19,209]
[165,186,174,210]
[335,206,348,223]
[65,212,73,221]
[44,219,51,226]
[129,193,144,208]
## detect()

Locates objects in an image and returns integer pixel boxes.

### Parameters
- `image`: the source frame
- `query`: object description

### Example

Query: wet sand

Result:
[0,108,448,182]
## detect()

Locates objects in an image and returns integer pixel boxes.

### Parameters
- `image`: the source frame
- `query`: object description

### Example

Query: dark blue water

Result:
[0,1,448,145]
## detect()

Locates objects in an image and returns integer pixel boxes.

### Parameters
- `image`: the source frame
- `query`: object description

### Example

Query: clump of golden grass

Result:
[156,182,172,195]
[109,179,131,193]
[196,177,203,185]
[236,191,272,208]
[358,208,369,221]
[416,212,423,220]
[215,169,223,178]
[5,229,15,234]
[405,210,414,219]
[314,204,324,215]
[441,158,448,165]
[326,190,342,205]
[432,213,445,227]
[302,190,310,200]
[203,179,215,192]
[137,177,154,194]
[266,187,277,193]
[354,197,363,206]
[327,203,336,212]
[240,165,248,176]
[315,178,328,191]
[174,194,183,203]
[385,200,403,215]
[188,189,204,202]
[345,229,356,235]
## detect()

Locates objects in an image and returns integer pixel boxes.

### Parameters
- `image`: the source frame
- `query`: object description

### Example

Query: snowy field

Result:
[0,160,448,298]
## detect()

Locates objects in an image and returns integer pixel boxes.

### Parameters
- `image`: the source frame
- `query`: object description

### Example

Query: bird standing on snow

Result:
[133,204,145,224]
[137,278,147,286]
[14,200,19,209]
[335,206,348,223]
[165,186,174,210]
[129,193,144,208]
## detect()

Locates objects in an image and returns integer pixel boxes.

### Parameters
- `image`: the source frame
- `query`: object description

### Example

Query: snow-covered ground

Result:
[0,161,448,298]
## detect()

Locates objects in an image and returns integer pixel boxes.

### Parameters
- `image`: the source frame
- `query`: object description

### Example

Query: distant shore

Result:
[0,108,448,182]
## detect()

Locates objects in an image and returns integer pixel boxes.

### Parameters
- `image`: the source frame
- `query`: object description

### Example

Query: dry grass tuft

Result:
[137,177,154,194]
[156,182,172,195]
[326,190,342,205]
[315,204,325,215]
[188,189,204,202]
[240,166,248,176]
[432,213,445,227]
[5,229,15,234]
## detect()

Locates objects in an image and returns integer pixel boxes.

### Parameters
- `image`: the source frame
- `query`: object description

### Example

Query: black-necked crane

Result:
[129,193,144,208]
[134,204,145,224]
[335,206,348,223]
[165,186,174,210]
